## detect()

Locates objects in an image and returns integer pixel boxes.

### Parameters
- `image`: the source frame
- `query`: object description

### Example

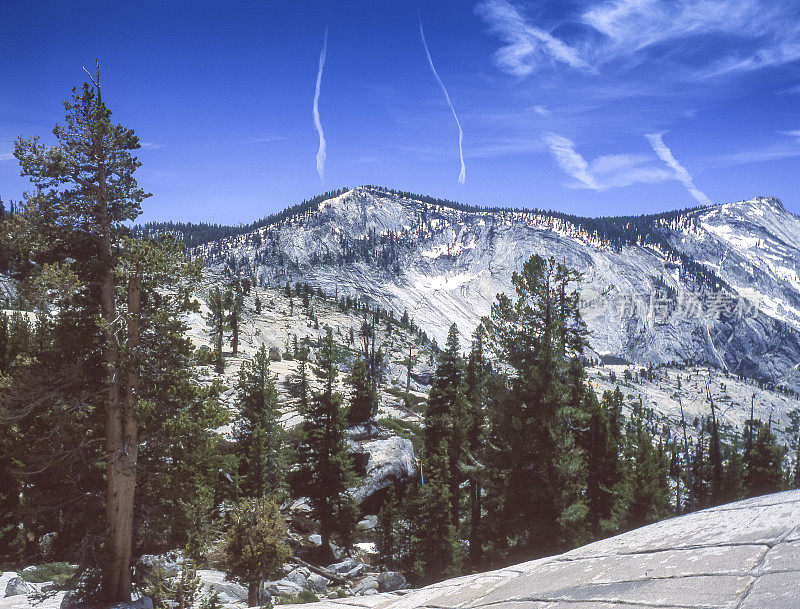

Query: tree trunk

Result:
[247,581,260,607]
[102,261,142,603]
[468,479,481,572]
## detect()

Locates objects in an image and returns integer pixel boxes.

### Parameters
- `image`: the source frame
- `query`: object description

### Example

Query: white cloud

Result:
[477,0,800,79]
[0,152,13,161]
[474,0,592,76]
[545,134,599,189]
[545,134,672,190]
[139,142,162,150]
[646,132,712,205]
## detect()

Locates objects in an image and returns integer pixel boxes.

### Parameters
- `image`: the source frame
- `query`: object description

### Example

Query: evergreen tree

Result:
[296,328,357,557]
[346,359,378,425]
[482,255,589,561]
[412,324,464,581]
[376,487,400,571]
[7,71,221,602]
[228,286,243,356]
[744,425,786,497]
[463,325,491,571]
[708,400,724,505]
[206,287,228,373]
[233,345,286,499]
[217,498,290,607]
[615,413,671,530]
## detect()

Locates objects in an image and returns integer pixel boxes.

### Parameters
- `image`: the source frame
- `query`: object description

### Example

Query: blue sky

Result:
[2,0,800,223]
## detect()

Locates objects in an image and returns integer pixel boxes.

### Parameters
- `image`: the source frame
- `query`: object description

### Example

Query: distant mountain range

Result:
[140,186,800,392]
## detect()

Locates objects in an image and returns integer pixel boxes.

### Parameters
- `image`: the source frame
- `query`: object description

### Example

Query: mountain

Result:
[166,186,800,392]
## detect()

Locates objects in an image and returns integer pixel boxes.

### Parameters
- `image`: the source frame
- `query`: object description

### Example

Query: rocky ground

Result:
[5,490,797,609]
[277,489,800,609]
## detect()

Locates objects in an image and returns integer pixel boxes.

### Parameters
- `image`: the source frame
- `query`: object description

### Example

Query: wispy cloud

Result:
[545,134,599,189]
[313,27,328,183]
[545,134,672,190]
[419,18,466,184]
[139,141,162,150]
[477,0,800,80]
[646,132,712,205]
[474,0,591,76]
[0,152,13,161]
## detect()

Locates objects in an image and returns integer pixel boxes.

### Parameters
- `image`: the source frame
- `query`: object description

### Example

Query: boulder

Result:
[196,570,248,604]
[284,568,309,589]
[137,551,184,577]
[306,573,328,593]
[268,346,281,362]
[358,515,378,530]
[377,571,406,592]
[5,576,35,597]
[327,558,359,574]
[307,533,322,546]
[110,597,154,609]
[262,579,303,596]
[351,576,379,596]
[352,436,417,503]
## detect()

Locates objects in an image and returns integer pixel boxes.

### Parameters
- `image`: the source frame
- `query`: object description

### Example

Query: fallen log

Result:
[288,555,347,584]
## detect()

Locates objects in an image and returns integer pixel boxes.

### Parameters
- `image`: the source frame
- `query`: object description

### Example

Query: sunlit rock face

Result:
[197,187,800,391]
[278,490,800,608]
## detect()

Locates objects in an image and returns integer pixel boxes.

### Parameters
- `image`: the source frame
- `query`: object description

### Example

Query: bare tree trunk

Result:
[247,581,259,607]
[468,479,481,572]
[103,253,142,604]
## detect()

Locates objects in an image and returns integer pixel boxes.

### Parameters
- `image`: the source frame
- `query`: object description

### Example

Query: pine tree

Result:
[482,255,589,561]
[233,345,286,499]
[296,328,357,557]
[744,425,786,497]
[376,487,400,570]
[346,359,378,425]
[412,324,464,582]
[708,400,723,505]
[616,412,671,530]
[206,287,228,373]
[217,498,290,607]
[463,325,490,571]
[228,286,243,356]
[8,71,221,602]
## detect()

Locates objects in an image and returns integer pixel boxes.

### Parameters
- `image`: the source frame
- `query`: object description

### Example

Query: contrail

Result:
[314,27,328,182]
[646,132,712,206]
[419,18,465,184]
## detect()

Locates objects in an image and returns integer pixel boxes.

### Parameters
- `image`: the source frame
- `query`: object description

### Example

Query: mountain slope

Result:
[188,187,800,391]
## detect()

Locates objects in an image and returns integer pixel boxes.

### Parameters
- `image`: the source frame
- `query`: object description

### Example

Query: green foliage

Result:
[206,287,229,373]
[20,562,76,585]
[346,359,378,425]
[217,498,290,606]
[233,345,286,499]
[481,255,591,562]
[376,488,400,571]
[294,328,358,554]
[408,324,464,582]
[745,425,786,497]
